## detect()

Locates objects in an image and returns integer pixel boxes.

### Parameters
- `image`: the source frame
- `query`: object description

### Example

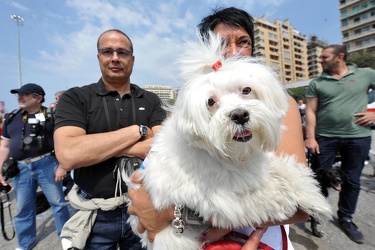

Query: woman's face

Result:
[213,23,253,58]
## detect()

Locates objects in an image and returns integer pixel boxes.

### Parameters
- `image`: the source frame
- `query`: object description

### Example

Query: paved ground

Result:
[1,163,374,250]
[1,153,375,250]
[289,162,375,250]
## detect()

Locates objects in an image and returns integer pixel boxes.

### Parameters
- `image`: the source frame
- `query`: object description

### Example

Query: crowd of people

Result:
[0,5,373,250]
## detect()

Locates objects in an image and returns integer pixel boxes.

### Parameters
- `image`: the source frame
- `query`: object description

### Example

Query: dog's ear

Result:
[315,168,326,179]
[242,62,289,122]
[171,81,212,138]
[335,168,347,182]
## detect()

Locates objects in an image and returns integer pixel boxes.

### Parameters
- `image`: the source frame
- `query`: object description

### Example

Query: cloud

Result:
[33,0,201,90]
[4,0,293,95]
[10,1,30,12]
[37,24,100,80]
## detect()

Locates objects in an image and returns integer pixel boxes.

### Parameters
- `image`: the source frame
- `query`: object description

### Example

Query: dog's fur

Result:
[310,167,346,237]
[126,33,332,250]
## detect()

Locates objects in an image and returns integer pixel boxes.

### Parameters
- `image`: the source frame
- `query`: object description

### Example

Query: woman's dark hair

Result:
[197,7,255,54]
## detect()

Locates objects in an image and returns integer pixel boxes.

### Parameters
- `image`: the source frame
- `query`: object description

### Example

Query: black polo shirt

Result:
[54,78,166,198]
[2,107,54,161]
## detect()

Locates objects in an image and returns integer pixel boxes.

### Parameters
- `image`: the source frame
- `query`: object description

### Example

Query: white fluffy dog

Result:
[126,33,332,250]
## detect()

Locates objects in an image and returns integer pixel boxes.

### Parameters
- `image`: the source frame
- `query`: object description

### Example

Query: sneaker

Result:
[338,218,364,244]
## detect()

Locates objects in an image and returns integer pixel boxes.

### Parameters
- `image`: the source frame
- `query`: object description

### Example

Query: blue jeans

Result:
[312,136,371,220]
[13,155,70,250]
[84,206,144,250]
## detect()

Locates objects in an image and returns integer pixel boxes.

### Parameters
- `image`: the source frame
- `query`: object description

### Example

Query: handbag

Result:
[205,240,243,250]
[203,231,246,250]
[2,159,20,180]
[204,226,288,250]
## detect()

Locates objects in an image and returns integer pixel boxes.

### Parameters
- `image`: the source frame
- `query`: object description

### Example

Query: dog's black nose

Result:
[230,109,249,125]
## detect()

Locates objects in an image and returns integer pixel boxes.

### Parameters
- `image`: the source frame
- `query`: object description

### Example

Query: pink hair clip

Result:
[212,61,222,71]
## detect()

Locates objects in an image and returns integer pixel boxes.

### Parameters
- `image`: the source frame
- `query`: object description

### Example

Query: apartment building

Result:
[253,16,309,83]
[144,85,176,101]
[340,0,375,53]
[307,36,328,78]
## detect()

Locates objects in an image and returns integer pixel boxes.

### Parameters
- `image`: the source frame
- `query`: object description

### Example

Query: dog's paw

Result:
[311,229,325,238]
[310,216,324,238]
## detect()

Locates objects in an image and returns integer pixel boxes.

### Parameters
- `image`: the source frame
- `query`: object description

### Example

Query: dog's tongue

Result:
[333,184,342,191]
[233,131,252,142]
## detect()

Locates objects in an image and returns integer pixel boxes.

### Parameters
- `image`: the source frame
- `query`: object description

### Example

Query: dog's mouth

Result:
[331,179,343,191]
[233,130,252,142]
[332,184,342,191]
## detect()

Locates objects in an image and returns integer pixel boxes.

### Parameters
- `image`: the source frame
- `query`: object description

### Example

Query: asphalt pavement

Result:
[289,162,375,250]
[1,158,375,250]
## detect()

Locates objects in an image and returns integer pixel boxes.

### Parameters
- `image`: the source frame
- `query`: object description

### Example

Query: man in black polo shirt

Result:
[54,29,166,249]
[0,83,70,250]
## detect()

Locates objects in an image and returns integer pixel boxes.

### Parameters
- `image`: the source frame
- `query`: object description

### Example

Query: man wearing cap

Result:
[0,83,70,250]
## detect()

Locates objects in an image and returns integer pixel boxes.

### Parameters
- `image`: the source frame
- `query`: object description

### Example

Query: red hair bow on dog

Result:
[212,61,222,71]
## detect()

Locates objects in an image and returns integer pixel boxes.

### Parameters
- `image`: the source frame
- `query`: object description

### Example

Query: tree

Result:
[288,86,307,102]
[348,49,375,69]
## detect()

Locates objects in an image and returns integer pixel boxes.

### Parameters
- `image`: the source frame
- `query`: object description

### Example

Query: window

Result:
[363,38,372,45]
[361,2,368,8]
[363,26,370,32]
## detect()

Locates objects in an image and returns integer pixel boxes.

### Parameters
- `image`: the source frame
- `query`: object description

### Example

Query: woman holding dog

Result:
[128,7,308,250]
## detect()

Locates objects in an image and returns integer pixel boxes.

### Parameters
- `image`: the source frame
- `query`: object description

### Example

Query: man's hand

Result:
[0,174,8,187]
[354,112,375,126]
[128,171,173,242]
[304,138,320,154]
[55,165,67,182]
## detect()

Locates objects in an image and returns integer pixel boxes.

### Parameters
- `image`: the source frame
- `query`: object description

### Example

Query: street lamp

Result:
[10,14,24,88]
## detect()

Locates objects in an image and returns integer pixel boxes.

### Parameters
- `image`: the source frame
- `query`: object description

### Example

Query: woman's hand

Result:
[205,227,268,250]
[242,228,268,250]
[128,171,174,242]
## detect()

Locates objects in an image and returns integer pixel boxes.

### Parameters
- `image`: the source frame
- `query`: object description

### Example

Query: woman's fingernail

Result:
[254,228,267,237]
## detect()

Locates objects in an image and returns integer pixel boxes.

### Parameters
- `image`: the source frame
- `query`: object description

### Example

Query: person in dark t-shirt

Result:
[54,29,166,250]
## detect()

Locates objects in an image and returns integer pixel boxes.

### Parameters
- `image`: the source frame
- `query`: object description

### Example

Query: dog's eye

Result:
[207,98,216,107]
[242,87,251,95]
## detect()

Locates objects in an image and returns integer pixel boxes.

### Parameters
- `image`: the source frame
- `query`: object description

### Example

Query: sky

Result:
[0,0,342,113]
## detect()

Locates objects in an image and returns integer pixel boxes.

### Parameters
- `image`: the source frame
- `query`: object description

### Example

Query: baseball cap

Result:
[10,83,45,96]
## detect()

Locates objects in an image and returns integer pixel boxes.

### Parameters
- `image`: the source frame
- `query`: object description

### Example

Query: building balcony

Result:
[347,39,375,52]
[340,3,375,19]
[341,15,375,31]
[339,0,362,9]
[342,29,375,42]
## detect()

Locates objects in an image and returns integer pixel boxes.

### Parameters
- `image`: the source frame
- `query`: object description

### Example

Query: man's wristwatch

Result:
[139,125,148,141]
